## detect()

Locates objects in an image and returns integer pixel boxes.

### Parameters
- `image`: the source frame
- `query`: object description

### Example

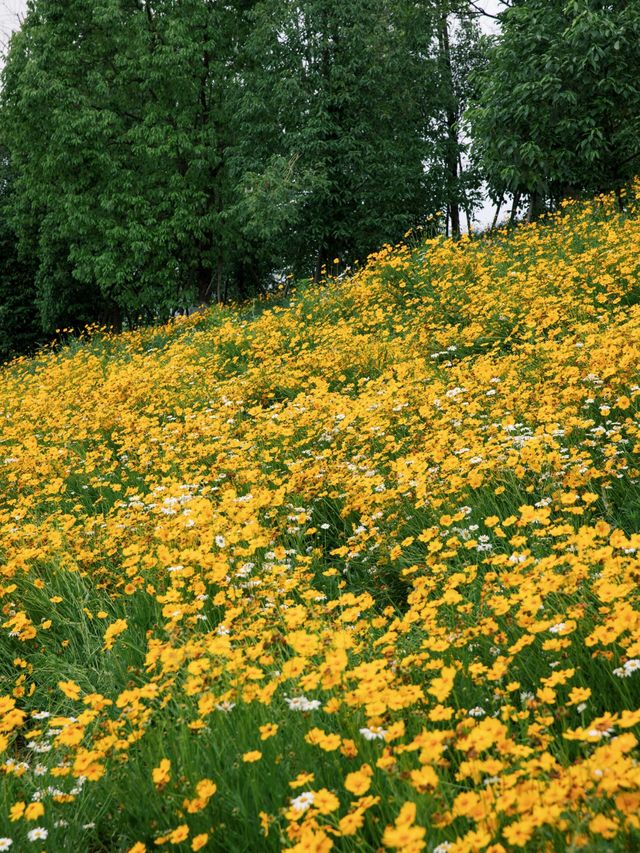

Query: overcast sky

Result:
[0,0,25,50]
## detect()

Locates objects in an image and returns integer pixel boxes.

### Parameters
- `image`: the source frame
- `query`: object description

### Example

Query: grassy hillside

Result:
[1,190,640,852]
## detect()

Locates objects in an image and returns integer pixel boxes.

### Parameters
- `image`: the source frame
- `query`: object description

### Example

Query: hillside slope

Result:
[1,191,640,852]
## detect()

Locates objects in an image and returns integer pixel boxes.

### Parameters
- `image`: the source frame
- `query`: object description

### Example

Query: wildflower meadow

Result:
[2,190,640,852]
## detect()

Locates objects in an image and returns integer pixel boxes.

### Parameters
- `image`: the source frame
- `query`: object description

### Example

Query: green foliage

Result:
[0,0,490,330]
[431,2,487,236]
[0,0,254,329]
[470,0,640,207]
[239,0,439,275]
[0,149,41,359]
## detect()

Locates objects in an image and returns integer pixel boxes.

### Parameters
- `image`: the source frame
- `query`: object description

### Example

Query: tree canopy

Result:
[0,0,486,343]
[470,0,640,208]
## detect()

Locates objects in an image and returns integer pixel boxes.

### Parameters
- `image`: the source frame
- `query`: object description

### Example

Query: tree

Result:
[0,0,494,340]
[0,147,41,359]
[469,0,640,214]
[238,0,446,279]
[0,0,254,330]
[431,1,487,237]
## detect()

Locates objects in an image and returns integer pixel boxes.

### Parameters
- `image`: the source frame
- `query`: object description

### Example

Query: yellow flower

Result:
[339,810,365,835]
[428,666,456,703]
[152,758,171,788]
[195,778,216,799]
[305,727,342,751]
[58,680,82,700]
[9,802,25,821]
[313,788,340,815]
[382,803,425,851]
[24,802,45,821]
[168,825,189,845]
[409,765,438,792]
[589,815,618,839]
[290,772,315,789]
[103,618,128,650]
[259,811,272,837]
[502,821,533,847]
[344,764,373,795]
[568,686,591,705]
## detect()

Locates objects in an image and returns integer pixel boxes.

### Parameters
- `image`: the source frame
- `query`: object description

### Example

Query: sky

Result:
[0,0,25,50]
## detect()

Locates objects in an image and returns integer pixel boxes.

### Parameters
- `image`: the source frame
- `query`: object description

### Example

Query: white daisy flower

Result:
[27,828,48,842]
[291,791,314,813]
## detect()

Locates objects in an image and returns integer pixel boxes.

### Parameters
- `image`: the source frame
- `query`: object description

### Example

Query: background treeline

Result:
[0,0,639,358]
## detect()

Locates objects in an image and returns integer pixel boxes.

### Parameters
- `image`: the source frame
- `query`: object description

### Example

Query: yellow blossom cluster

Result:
[1,189,640,851]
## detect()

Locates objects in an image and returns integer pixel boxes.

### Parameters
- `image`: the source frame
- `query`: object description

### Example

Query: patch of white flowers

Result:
[285,695,321,712]
[613,659,640,677]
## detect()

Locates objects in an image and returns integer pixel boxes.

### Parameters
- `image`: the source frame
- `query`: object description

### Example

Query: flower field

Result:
[2,191,640,852]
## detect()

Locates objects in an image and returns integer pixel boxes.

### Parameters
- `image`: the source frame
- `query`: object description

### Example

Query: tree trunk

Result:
[103,301,122,333]
[314,246,323,284]
[235,262,247,300]
[314,240,335,283]
[197,265,212,304]
[439,10,460,239]
[463,204,472,235]
[216,254,223,303]
[458,153,473,234]
[509,190,521,225]
[491,193,504,230]
[526,189,545,222]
